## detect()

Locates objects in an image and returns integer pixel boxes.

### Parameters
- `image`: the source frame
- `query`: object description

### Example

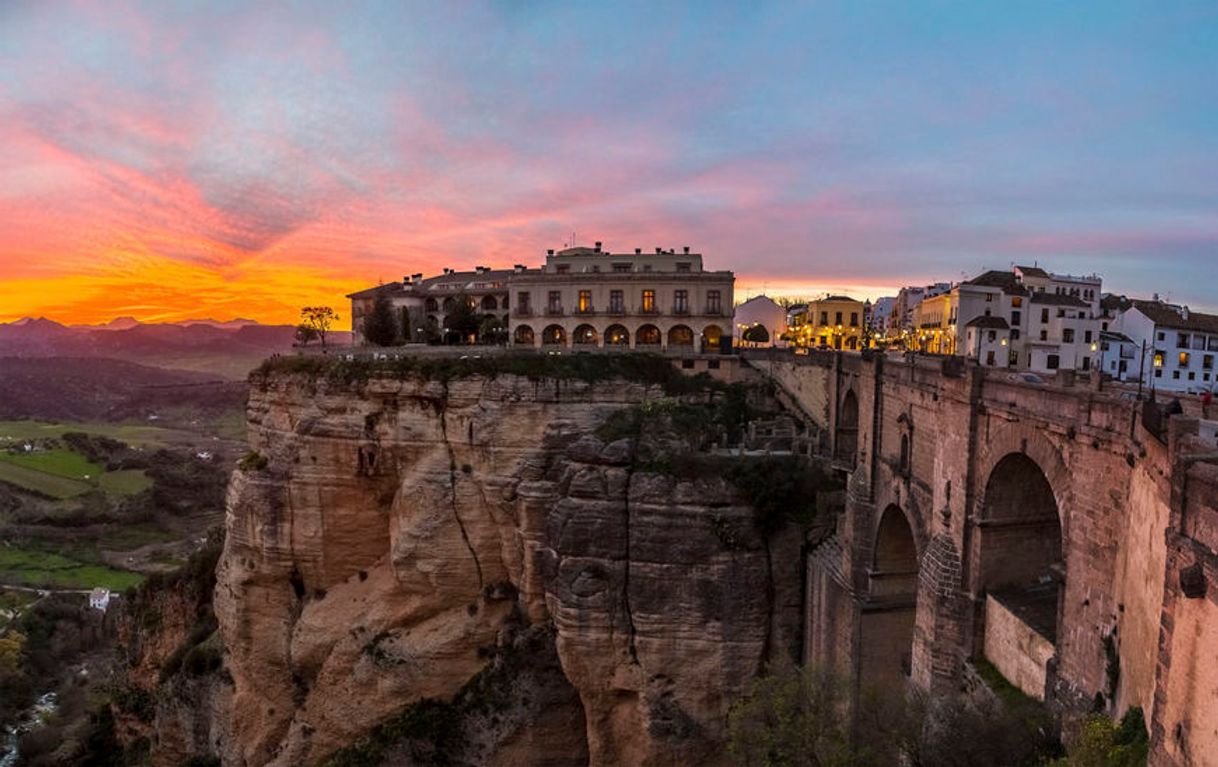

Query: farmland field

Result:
[0,460,91,499]
[98,469,153,496]
[0,419,188,447]
[0,448,101,480]
[0,546,143,591]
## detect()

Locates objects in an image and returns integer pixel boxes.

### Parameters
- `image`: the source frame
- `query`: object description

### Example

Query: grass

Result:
[0,448,102,480]
[0,461,92,499]
[0,545,143,590]
[0,420,181,448]
[256,351,726,395]
[98,469,153,496]
[96,523,178,551]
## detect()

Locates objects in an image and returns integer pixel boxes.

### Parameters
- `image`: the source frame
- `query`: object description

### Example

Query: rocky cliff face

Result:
[212,366,804,766]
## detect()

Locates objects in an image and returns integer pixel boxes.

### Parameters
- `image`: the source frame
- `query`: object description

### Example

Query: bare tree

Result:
[300,306,339,348]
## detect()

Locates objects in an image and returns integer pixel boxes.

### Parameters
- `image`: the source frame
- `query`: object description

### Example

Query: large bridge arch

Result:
[860,504,921,689]
[835,388,859,466]
[970,427,1068,700]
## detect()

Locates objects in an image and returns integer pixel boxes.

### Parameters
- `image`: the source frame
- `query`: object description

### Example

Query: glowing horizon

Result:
[3,2,1217,326]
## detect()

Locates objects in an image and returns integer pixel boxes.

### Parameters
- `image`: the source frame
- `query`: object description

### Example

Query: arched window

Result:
[605,325,630,346]
[542,325,566,346]
[637,324,661,346]
[514,325,535,346]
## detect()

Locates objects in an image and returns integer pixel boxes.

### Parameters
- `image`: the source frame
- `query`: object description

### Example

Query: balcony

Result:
[704,307,723,317]
[672,306,691,316]
[606,305,626,316]
[513,308,534,318]
[640,307,660,315]
[545,307,565,317]
[574,306,597,316]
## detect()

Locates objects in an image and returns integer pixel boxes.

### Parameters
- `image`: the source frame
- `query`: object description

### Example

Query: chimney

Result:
[413,273,423,282]
[513,264,525,273]
[655,247,662,254]
[547,249,554,256]
[635,248,642,254]
[594,241,602,253]
[683,246,690,254]
[403,275,412,285]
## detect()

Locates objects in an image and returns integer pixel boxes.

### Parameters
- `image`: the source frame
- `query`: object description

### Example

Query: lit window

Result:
[578,290,592,313]
[1153,352,1164,368]
[1179,352,1191,368]
[642,289,656,313]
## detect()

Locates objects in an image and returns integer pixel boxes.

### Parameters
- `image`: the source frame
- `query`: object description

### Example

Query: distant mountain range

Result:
[0,317,352,380]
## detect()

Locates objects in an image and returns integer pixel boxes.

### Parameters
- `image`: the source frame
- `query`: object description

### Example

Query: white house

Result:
[89,588,111,611]
[733,295,788,347]
[1112,298,1218,392]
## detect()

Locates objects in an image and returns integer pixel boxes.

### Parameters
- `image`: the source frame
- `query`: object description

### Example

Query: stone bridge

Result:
[745,349,1218,766]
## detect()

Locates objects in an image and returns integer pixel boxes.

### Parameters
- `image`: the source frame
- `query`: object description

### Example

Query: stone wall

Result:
[754,350,1218,758]
[984,595,1054,700]
[1148,420,1218,766]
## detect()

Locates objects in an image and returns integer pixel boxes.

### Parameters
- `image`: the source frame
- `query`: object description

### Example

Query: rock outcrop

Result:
[212,366,805,765]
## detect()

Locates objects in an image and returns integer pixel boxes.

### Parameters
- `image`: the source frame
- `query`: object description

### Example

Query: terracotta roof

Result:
[1015,265,1050,278]
[1029,292,1089,308]
[1100,294,1132,313]
[965,316,1010,329]
[1100,330,1134,344]
[345,283,407,300]
[964,270,1027,294]
[1131,300,1218,334]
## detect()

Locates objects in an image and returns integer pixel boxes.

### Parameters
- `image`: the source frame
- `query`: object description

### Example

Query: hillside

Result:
[0,357,244,423]
[0,317,351,380]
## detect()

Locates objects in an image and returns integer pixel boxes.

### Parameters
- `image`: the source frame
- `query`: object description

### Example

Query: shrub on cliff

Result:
[254,351,725,396]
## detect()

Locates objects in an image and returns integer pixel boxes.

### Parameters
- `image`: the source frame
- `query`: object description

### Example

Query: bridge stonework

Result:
[748,350,1218,765]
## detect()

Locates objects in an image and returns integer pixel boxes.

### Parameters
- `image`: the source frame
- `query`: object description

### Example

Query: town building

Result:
[89,588,111,611]
[733,295,787,347]
[793,295,867,350]
[890,282,951,338]
[508,244,734,352]
[347,267,514,345]
[867,296,896,335]
[910,266,1103,373]
[1109,297,1218,392]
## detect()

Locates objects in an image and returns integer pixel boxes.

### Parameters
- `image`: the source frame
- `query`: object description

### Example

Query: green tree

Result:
[363,293,399,346]
[1050,708,1148,767]
[478,314,506,345]
[727,660,862,767]
[0,630,25,675]
[300,306,339,348]
[743,324,771,345]
[444,294,480,344]
[294,324,318,346]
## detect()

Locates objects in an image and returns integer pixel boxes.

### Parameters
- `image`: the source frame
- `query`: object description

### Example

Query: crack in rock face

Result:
[212,371,801,766]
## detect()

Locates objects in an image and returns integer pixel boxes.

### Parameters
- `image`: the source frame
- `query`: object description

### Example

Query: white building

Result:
[1111,298,1218,392]
[733,295,787,347]
[868,296,896,335]
[508,244,734,353]
[911,266,1103,374]
[89,588,111,611]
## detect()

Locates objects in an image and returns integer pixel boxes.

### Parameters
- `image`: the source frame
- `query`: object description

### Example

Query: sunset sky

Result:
[2,2,1216,325]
